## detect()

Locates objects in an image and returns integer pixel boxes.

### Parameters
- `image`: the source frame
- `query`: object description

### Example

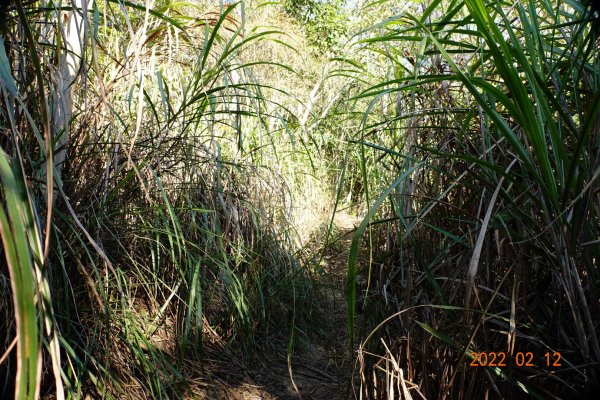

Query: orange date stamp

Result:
[468,351,562,367]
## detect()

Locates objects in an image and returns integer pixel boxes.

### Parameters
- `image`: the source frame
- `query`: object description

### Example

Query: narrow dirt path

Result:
[205,212,363,400]
[252,212,363,399]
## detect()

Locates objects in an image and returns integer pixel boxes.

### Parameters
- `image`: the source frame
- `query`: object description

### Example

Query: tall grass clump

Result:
[344,0,600,398]
[0,0,317,398]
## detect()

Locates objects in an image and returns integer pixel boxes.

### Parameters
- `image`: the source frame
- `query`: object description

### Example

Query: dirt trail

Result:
[257,212,362,399]
[218,212,363,399]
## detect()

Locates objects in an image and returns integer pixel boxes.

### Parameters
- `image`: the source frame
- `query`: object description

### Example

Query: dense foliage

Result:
[0,0,598,399]
[284,0,349,50]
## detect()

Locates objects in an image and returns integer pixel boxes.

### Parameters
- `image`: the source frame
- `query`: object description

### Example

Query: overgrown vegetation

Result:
[0,0,598,399]
[344,0,600,397]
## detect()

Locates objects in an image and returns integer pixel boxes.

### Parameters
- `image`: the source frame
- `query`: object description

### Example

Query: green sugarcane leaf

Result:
[0,37,18,97]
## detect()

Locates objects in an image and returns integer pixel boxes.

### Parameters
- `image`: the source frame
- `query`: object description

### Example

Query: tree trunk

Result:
[52,0,91,184]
